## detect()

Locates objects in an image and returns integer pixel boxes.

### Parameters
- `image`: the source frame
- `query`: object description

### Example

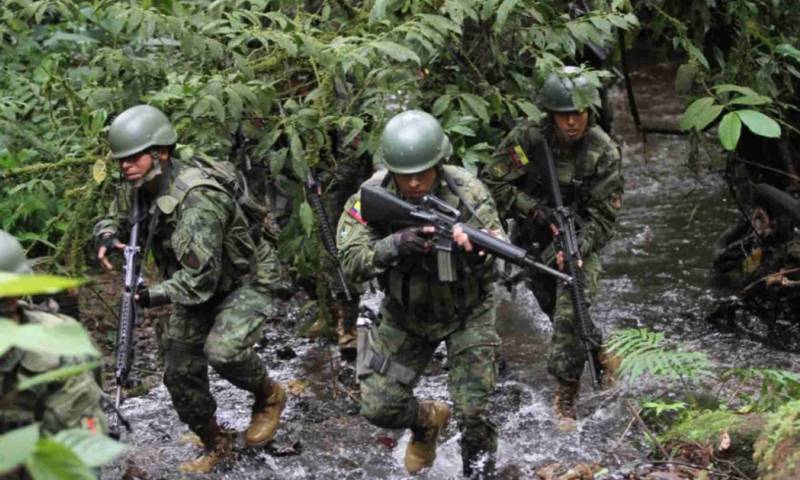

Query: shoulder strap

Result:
[442,167,487,228]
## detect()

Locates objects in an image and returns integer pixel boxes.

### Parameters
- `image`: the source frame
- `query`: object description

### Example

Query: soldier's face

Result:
[553,110,589,143]
[395,167,438,203]
[118,151,155,182]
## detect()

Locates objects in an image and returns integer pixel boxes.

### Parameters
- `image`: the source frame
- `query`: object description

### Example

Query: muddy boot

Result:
[245,378,287,447]
[405,400,451,474]
[179,418,235,474]
[334,303,358,362]
[553,379,579,432]
[598,349,622,388]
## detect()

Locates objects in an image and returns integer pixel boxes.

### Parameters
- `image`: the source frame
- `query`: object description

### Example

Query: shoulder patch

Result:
[347,199,367,225]
[509,145,529,169]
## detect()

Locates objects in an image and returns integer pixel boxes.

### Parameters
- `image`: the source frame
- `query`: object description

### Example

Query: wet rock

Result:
[266,439,302,457]
[375,435,397,449]
[276,345,297,360]
[754,399,800,480]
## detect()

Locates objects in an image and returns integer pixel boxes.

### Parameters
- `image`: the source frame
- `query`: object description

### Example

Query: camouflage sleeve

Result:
[41,370,107,436]
[93,185,131,242]
[148,187,231,305]
[336,192,390,284]
[480,151,540,220]
[579,140,624,256]
[464,174,509,242]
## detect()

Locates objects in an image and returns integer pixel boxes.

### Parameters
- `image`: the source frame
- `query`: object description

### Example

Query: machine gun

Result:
[359,185,571,284]
[112,189,143,436]
[540,139,604,389]
[306,172,352,302]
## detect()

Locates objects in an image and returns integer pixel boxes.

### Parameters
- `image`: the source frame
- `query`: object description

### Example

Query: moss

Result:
[754,399,800,480]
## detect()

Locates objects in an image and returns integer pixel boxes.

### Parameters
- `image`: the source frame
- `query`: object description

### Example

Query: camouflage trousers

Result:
[528,252,602,382]
[159,284,272,433]
[359,298,500,472]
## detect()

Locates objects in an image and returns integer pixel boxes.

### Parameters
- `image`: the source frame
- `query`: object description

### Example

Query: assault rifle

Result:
[359,185,572,284]
[113,189,142,435]
[306,172,352,302]
[539,139,604,389]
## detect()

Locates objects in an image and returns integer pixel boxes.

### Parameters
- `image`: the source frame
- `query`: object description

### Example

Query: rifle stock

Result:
[539,139,603,389]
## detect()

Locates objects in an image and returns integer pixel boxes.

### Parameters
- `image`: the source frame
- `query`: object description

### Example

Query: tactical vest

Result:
[368,166,493,320]
[150,161,259,294]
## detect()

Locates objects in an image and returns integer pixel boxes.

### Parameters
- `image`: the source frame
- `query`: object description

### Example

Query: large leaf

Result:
[25,439,94,480]
[299,201,314,237]
[17,362,100,391]
[0,273,84,297]
[0,424,39,475]
[371,41,420,64]
[0,319,99,357]
[679,97,720,131]
[459,94,490,123]
[718,112,742,151]
[737,110,782,138]
[52,430,126,468]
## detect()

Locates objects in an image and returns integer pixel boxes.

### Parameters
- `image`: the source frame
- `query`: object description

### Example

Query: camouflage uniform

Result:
[0,303,107,436]
[481,122,623,382]
[337,165,505,473]
[94,159,283,437]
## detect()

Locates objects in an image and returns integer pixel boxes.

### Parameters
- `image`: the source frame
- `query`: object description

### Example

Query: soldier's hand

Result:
[531,206,553,225]
[98,235,126,271]
[453,225,501,256]
[392,226,435,255]
[555,250,582,271]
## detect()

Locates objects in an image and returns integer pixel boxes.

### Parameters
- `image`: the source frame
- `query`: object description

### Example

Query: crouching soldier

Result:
[0,230,107,438]
[337,110,506,478]
[94,105,287,473]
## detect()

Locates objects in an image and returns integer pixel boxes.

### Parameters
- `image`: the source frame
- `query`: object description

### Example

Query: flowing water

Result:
[103,63,800,479]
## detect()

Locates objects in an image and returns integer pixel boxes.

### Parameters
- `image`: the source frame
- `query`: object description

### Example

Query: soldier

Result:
[94,105,287,473]
[0,230,107,438]
[481,67,624,430]
[337,110,506,478]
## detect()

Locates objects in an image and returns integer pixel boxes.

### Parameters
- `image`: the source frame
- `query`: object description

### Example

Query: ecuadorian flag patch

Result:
[348,199,366,225]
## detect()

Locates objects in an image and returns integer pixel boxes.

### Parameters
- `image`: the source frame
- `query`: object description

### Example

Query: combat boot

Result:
[598,348,622,388]
[553,379,579,432]
[245,378,287,447]
[179,418,235,474]
[405,400,451,474]
[334,302,358,361]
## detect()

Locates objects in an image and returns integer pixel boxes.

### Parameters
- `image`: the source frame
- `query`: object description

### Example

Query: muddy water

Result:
[103,64,800,479]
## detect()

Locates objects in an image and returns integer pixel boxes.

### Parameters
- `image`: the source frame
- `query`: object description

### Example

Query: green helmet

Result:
[541,66,597,113]
[108,105,178,159]
[381,110,452,174]
[0,230,32,274]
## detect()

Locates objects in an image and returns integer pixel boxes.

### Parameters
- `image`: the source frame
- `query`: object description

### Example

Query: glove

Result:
[392,226,434,256]
[136,288,170,308]
[530,206,553,226]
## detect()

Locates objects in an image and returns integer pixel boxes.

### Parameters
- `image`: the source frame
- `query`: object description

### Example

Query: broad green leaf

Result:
[460,94,490,123]
[679,97,716,131]
[727,94,771,107]
[299,202,314,237]
[26,439,94,480]
[447,125,476,137]
[515,100,542,120]
[0,424,39,475]
[494,0,520,33]
[0,273,84,297]
[17,362,99,391]
[737,110,782,138]
[369,0,394,23]
[52,430,126,468]
[372,41,420,64]
[718,112,742,151]
[432,94,452,116]
[776,43,800,62]
[714,84,759,96]
[0,319,99,357]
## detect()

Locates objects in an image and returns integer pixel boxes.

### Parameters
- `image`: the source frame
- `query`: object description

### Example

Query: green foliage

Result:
[642,1,798,152]
[726,368,800,414]
[605,328,713,382]
[0,0,638,275]
[0,272,84,297]
[641,400,688,417]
